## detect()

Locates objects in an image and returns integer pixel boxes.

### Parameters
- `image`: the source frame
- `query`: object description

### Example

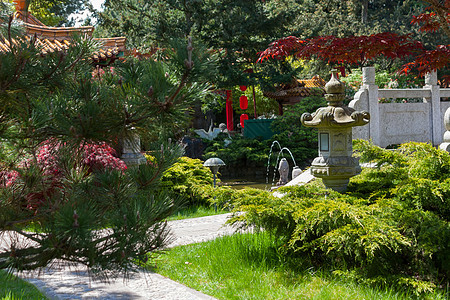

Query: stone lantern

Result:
[120,132,147,166]
[301,70,370,192]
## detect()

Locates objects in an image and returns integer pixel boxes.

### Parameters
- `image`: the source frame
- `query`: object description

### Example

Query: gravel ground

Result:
[9,213,240,300]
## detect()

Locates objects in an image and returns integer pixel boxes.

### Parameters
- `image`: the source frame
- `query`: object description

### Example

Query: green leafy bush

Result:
[217,141,450,294]
[161,157,214,206]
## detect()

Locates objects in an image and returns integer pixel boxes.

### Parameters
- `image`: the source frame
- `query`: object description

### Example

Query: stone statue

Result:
[277,158,289,186]
[121,133,146,166]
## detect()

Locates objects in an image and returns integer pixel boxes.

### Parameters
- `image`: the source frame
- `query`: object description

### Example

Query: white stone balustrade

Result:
[349,67,450,148]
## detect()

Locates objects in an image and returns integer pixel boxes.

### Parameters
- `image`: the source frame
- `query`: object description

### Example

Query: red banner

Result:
[240,114,249,128]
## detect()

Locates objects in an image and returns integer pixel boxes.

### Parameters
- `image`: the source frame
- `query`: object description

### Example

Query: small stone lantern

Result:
[301,70,370,192]
[204,157,225,212]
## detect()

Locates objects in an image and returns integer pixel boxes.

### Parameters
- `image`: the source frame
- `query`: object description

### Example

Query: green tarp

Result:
[243,119,275,140]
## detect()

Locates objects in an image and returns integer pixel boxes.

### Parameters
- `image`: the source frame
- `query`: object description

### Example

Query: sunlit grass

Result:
[166,205,228,221]
[148,232,448,300]
[0,270,47,300]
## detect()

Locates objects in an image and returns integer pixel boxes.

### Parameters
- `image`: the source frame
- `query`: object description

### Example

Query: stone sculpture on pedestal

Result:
[120,134,147,166]
[277,158,289,186]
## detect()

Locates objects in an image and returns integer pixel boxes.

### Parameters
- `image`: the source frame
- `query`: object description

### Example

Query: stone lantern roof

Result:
[301,70,370,128]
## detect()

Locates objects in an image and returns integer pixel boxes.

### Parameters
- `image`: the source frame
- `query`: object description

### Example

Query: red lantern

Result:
[240,114,249,128]
[239,85,247,91]
[239,95,248,110]
[226,90,233,131]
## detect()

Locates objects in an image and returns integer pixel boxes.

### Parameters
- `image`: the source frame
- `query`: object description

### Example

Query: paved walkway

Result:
[16,213,238,299]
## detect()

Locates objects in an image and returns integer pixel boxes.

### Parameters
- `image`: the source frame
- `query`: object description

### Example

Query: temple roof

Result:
[263,76,326,103]
[4,3,126,65]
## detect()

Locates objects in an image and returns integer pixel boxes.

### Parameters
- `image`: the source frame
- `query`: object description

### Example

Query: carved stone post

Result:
[424,71,441,146]
[362,67,380,145]
[120,133,146,166]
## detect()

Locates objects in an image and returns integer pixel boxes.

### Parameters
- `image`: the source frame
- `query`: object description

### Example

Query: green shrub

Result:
[202,94,326,171]
[219,141,450,294]
[161,157,214,206]
[203,135,269,168]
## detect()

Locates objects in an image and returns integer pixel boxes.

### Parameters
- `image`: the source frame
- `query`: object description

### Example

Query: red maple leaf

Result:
[258,33,423,66]
[400,44,450,76]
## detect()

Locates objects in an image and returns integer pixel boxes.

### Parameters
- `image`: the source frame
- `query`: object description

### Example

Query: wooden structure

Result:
[264,76,326,115]
[1,0,126,66]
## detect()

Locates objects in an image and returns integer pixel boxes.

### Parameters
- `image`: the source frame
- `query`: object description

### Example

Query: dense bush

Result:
[217,141,450,294]
[203,134,269,168]
[0,141,183,275]
[161,157,214,206]
[1,140,127,212]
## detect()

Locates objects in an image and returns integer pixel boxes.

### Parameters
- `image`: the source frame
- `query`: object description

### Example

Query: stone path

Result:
[15,213,239,299]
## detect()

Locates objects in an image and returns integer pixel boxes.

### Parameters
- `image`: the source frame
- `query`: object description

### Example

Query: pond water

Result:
[220,178,272,191]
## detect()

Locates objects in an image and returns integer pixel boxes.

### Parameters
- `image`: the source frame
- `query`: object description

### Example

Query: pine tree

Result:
[0,8,211,278]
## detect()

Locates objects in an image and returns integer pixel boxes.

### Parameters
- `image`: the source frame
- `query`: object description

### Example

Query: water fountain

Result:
[266,141,300,186]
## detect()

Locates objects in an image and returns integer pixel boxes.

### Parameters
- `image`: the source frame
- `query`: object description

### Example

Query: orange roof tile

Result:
[24,23,94,40]
[263,76,325,102]
[6,6,126,65]
[13,11,45,26]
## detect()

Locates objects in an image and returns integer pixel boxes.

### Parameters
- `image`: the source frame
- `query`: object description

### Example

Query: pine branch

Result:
[39,52,66,83]
[163,36,193,108]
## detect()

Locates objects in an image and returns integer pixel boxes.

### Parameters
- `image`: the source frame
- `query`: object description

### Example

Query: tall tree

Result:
[98,0,300,88]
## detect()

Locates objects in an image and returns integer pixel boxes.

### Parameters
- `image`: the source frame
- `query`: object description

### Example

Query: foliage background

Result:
[215,141,450,295]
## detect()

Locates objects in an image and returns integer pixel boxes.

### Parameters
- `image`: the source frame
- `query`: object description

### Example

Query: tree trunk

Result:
[361,0,368,24]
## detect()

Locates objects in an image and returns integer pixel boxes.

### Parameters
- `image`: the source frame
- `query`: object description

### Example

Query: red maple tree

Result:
[258,1,449,77]
[258,33,423,66]
[412,0,450,37]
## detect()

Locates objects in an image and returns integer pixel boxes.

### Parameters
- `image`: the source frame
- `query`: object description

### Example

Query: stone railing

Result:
[349,67,450,147]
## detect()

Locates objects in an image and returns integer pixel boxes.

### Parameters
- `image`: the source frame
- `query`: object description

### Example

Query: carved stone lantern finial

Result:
[301,69,370,192]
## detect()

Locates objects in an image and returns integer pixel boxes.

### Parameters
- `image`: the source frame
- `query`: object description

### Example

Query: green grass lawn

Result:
[166,205,228,221]
[148,232,448,300]
[0,270,47,300]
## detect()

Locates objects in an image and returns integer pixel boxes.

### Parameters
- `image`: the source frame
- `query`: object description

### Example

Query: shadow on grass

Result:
[147,232,446,300]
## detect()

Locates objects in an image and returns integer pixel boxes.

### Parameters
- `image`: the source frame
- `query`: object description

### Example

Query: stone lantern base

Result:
[310,156,361,192]
[121,152,147,166]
